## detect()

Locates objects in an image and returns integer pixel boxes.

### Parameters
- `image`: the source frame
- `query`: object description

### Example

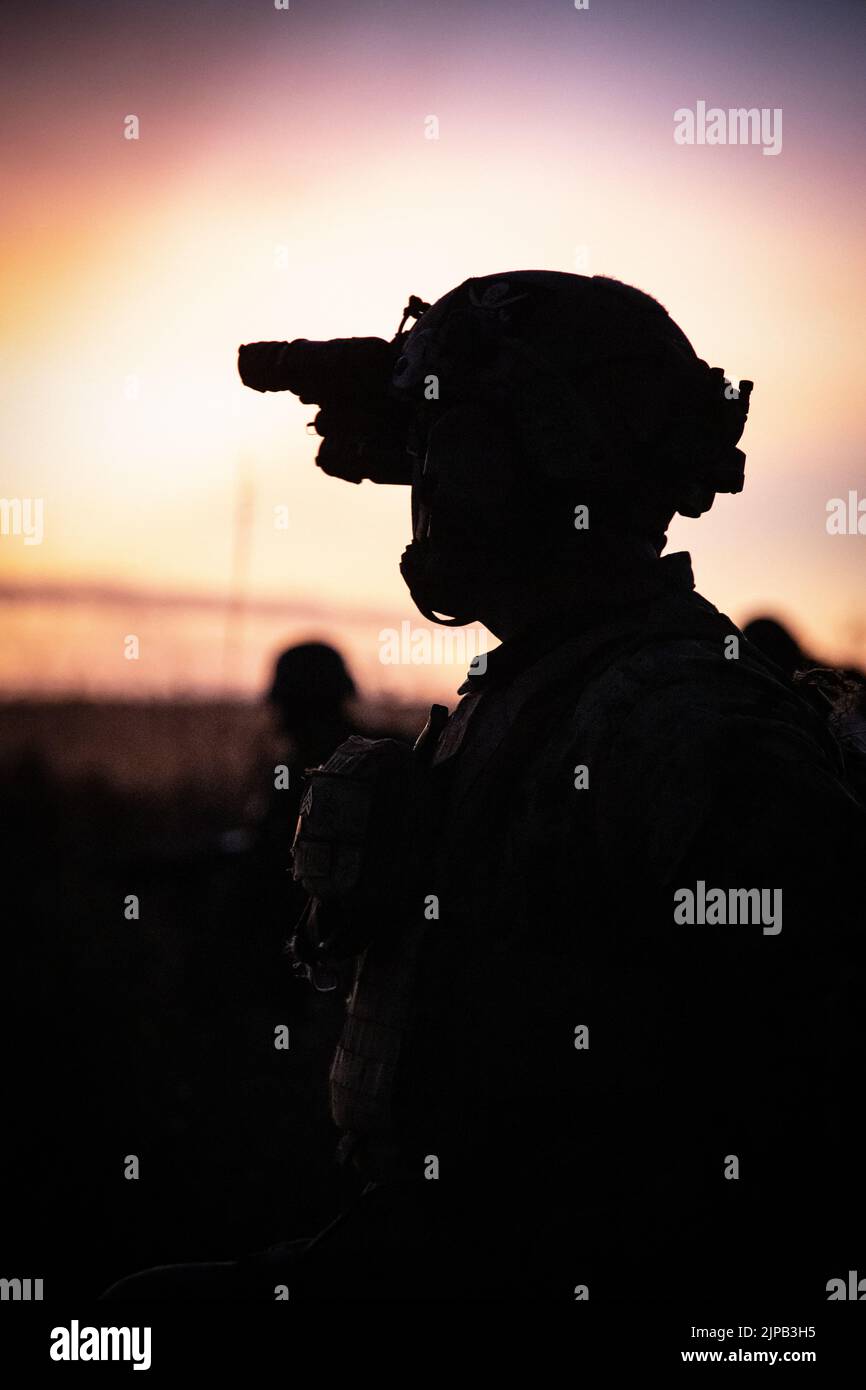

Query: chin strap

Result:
[399,542,479,626]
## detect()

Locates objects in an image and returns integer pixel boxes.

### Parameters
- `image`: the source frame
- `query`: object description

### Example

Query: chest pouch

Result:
[291,736,415,966]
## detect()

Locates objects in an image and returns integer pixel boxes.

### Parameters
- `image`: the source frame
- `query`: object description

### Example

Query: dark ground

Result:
[0,700,423,1299]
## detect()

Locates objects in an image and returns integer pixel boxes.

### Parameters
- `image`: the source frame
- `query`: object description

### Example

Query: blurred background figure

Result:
[244,641,360,874]
[744,614,866,798]
[742,615,817,678]
[227,639,410,998]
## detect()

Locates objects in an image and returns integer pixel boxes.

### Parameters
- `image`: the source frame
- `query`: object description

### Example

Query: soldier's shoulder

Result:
[556,620,810,763]
[526,622,848,882]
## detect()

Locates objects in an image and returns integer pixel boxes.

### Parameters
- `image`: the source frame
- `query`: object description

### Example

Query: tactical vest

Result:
[323,575,839,1175]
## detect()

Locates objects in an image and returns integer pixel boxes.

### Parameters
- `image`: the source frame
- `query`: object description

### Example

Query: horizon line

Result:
[0,575,404,629]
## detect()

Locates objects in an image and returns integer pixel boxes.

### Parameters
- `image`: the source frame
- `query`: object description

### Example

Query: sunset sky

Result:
[1,0,865,698]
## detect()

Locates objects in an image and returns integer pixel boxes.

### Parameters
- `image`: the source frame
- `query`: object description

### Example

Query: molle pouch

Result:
[290,736,414,965]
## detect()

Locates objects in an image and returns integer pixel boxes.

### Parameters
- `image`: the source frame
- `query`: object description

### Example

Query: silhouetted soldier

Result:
[106,271,866,1301]
[215,640,364,1020]
[248,641,359,869]
[742,615,815,678]
[744,615,866,802]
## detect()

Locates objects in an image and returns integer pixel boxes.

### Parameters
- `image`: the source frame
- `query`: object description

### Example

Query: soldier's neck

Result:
[480,534,664,643]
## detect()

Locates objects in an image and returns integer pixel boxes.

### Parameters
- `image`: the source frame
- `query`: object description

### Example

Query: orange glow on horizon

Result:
[2,0,865,696]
